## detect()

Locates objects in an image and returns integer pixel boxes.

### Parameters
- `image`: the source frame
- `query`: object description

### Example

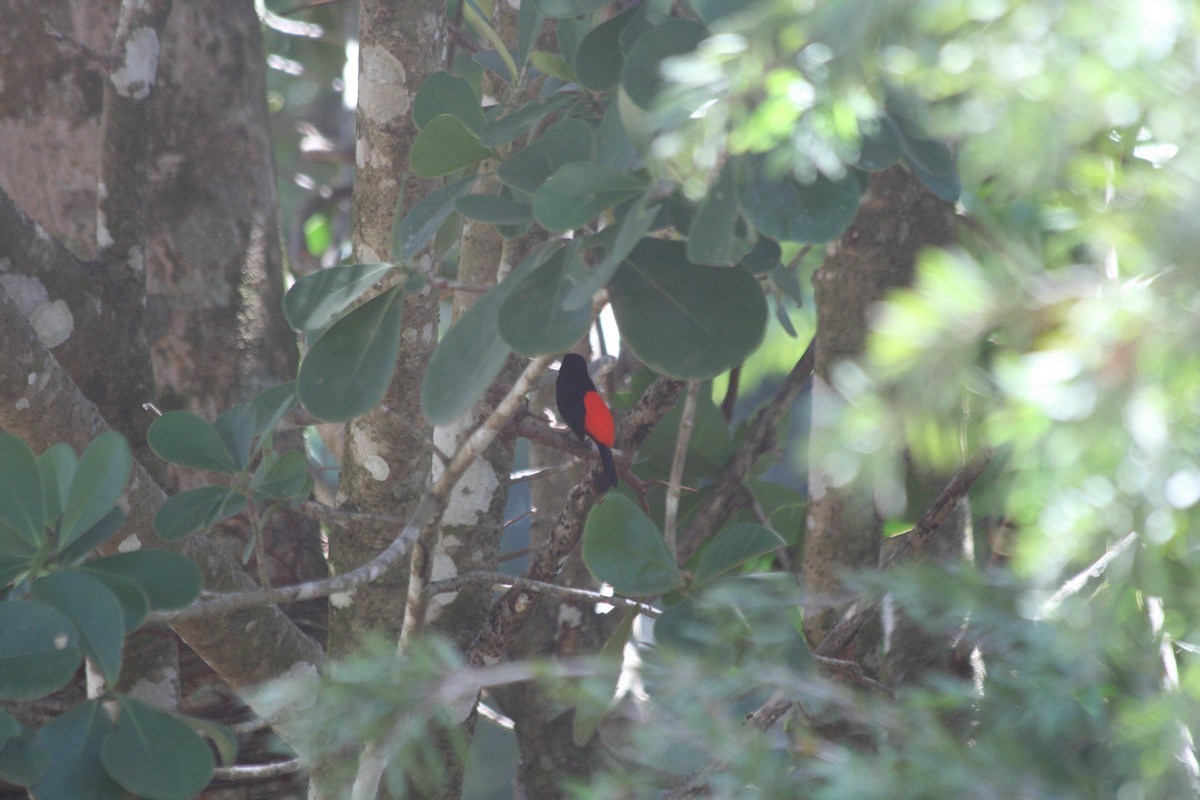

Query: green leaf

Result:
[153,486,246,542]
[297,284,405,423]
[691,523,786,589]
[596,100,641,171]
[480,95,573,148]
[393,175,481,262]
[455,193,534,224]
[0,600,80,701]
[420,244,554,425]
[908,155,962,202]
[0,432,44,548]
[530,50,576,82]
[81,569,150,632]
[562,193,660,310]
[498,242,593,356]
[250,382,299,451]
[620,18,708,109]
[32,700,123,800]
[84,550,203,612]
[284,263,396,332]
[554,14,591,64]
[654,595,735,667]
[463,0,519,84]
[178,714,238,767]
[0,719,50,787]
[473,49,515,86]
[738,163,865,244]
[212,403,256,472]
[148,411,238,474]
[518,0,542,66]
[609,239,767,379]
[769,262,804,308]
[410,115,494,179]
[32,571,124,686]
[58,432,130,551]
[101,696,214,800]
[253,450,311,500]
[857,115,903,171]
[497,118,595,194]
[534,0,611,18]
[38,443,76,527]
[412,71,484,134]
[582,494,684,596]
[686,161,743,266]
[575,5,639,92]
[533,162,647,233]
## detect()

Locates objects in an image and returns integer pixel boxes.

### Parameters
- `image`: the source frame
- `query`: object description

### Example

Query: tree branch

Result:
[400,354,556,644]
[427,570,660,617]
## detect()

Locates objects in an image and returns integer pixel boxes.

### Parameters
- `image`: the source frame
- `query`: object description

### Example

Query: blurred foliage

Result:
[252,0,1200,796]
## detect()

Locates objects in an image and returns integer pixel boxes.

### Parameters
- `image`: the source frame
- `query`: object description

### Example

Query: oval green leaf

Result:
[691,523,786,589]
[738,162,864,244]
[498,242,592,356]
[84,550,203,612]
[393,175,481,262]
[31,700,123,800]
[38,443,76,528]
[283,263,396,332]
[410,115,494,179]
[0,718,50,787]
[253,450,311,500]
[412,71,484,134]
[297,284,405,423]
[455,193,534,225]
[609,239,767,379]
[561,193,660,311]
[480,95,573,148]
[575,5,639,92]
[533,162,647,233]
[620,18,708,110]
[101,696,214,800]
[59,433,130,552]
[420,243,555,425]
[582,494,684,597]
[80,569,150,632]
[497,118,595,194]
[32,571,125,686]
[0,600,80,701]
[685,160,742,266]
[0,432,44,548]
[148,412,237,474]
[153,486,246,542]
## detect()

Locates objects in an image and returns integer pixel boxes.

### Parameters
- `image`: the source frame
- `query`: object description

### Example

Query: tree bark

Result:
[803,166,958,662]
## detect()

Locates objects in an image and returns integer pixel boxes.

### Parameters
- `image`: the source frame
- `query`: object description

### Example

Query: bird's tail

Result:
[598,444,617,491]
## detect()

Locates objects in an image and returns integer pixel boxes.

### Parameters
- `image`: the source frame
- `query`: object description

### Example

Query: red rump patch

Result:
[583,391,615,447]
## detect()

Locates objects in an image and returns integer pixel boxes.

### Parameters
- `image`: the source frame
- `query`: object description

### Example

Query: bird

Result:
[555,353,617,491]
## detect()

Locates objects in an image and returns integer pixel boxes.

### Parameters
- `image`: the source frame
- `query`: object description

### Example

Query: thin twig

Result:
[663,381,699,555]
[211,759,304,781]
[427,570,660,617]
